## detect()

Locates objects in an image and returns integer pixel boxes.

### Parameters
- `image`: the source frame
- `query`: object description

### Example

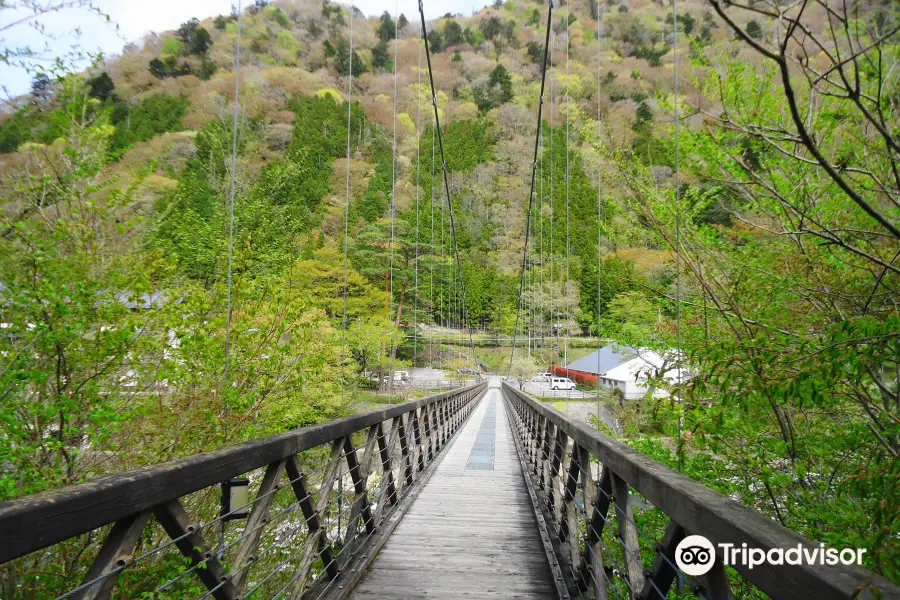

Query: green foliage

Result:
[419,120,496,176]
[267,6,291,27]
[474,64,513,111]
[161,37,184,56]
[276,29,299,54]
[149,55,193,79]
[429,28,444,53]
[377,11,396,42]
[109,93,190,153]
[372,41,392,71]
[149,160,222,282]
[443,20,465,46]
[87,72,115,101]
[174,18,212,54]
[334,39,367,76]
[213,14,235,29]
[480,16,501,40]
[526,41,543,64]
[746,20,763,39]
[0,105,60,152]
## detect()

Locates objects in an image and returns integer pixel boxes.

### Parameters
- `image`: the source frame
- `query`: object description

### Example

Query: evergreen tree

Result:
[372,41,392,71]
[377,11,396,42]
[444,20,464,46]
[87,72,115,101]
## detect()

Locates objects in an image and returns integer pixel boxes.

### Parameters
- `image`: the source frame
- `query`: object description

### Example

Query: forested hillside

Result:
[1,0,898,587]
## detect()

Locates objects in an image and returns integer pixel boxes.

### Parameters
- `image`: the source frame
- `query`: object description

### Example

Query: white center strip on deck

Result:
[348,385,558,600]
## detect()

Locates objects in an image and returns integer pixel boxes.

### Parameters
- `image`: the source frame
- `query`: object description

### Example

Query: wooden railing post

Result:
[611,472,647,597]
[74,511,151,600]
[153,500,237,600]
[285,443,341,582]
[423,403,434,462]
[412,406,426,475]
[638,520,685,600]
[547,426,565,516]
[343,428,378,539]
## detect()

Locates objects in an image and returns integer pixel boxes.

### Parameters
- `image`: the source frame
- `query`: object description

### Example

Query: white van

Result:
[550,377,576,391]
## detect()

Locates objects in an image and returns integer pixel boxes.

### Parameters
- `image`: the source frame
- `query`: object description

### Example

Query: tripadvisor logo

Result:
[674,535,867,577]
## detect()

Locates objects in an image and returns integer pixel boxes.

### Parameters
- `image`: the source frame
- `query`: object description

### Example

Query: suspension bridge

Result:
[1,0,898,599]
[1,379,896,599]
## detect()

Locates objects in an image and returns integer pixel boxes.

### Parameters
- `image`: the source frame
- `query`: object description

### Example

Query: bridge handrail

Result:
[0,381,487,599]
[501,381,898,600]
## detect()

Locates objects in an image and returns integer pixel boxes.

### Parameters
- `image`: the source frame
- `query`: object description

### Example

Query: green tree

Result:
[377,11,396,42]
[746,20,762,39]
[335,39,367,76]
[372,41,392,71]
[87,72,115,100]
[526,41,542,64]
[444,20,464,46]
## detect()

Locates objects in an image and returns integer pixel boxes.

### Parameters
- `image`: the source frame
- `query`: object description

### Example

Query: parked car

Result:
[534,372,552,382]
[550,377,576,391]
[382,371,410,384]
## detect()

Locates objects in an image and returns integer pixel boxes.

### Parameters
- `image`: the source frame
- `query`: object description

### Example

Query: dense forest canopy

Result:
[0,0,898,593]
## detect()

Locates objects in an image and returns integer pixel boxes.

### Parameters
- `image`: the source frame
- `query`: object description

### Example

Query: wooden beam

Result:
[285,454,339,581]
[153,500,236,600]
[230,459,287,593]
[75,510,151,600]
[638,520,686,600]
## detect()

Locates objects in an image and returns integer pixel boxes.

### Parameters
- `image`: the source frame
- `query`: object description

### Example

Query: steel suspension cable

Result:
[340,0,355,406]
[414,40,421,371]
[548,25,555,371]
[565,2,571,384]
[386,0,400,399]
[417,0,479,375]
[595,0,604,427]
[672,0,684,472]
[430,116,436,364]
[537,88,543,357]
[506,0,555,379]
[222,0,242,423]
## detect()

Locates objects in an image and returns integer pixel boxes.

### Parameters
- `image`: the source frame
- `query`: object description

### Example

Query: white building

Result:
[562,344,686,400]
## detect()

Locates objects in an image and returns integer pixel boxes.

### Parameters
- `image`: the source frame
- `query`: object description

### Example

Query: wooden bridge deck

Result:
[348,385,558,600]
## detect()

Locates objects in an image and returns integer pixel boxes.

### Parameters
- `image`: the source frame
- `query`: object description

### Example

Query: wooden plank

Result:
[422,403,434,462]
[316,384,485,600]
[411,406,426,475]
[343,428,377,540]
[398,412,413,488]
[697,558,735,600]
